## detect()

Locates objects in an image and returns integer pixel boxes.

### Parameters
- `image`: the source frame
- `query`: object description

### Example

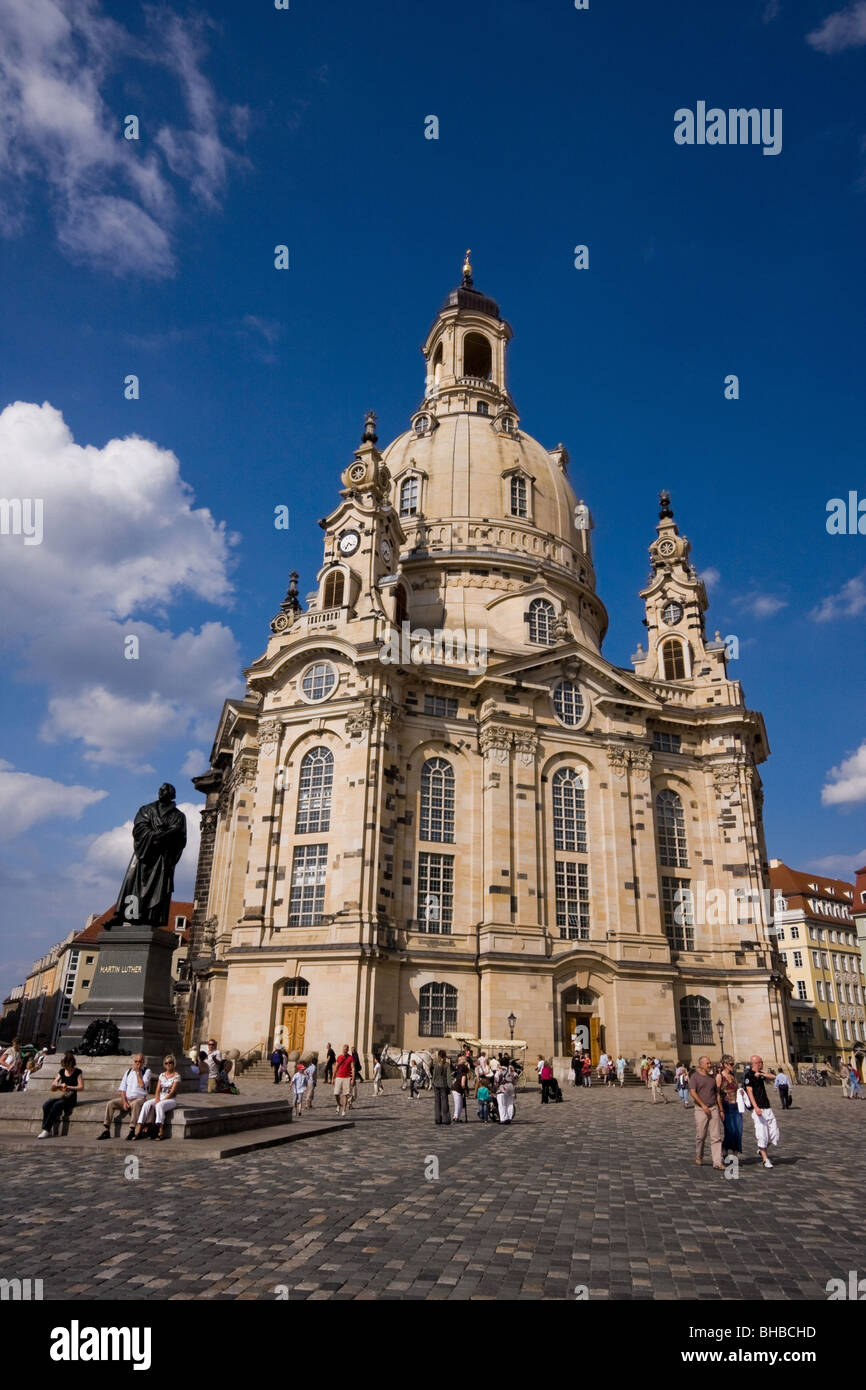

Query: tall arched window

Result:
[510,475,528,518]
[661,637,687,681]
[462,332,491,379]
[528,598,555,645]
[323,570,344,608]
[552,767,587,853]
[399,476,419,517]
[419,981,457,1037]
[656,788,688,867]
[296,746,334,833]
[419,757,455,843]
[680,994,713,1045]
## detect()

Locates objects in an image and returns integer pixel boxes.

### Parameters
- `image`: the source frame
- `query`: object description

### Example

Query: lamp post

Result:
[507,1012,516,1042]
[716,1018,725,1059]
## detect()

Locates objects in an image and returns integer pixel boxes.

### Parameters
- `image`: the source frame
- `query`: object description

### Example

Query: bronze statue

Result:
[105,783,186,929]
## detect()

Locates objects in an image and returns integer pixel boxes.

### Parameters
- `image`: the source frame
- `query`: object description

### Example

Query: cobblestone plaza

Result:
[2,1083,862,1303]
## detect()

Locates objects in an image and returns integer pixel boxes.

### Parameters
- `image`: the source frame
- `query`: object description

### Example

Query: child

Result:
[476,1080,491,1122]
[290,1062,308,1116]
[373,1055,384,1095]
[409,1060,423,1099]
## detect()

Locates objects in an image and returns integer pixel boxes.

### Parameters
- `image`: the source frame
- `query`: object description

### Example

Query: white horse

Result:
[379,1045,434,1090]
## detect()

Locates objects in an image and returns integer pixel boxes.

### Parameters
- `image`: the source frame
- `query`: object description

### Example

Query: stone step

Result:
[0,1117,354,1160]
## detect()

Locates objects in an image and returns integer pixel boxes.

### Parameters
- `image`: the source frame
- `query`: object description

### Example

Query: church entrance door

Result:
[281,1003,306,1053]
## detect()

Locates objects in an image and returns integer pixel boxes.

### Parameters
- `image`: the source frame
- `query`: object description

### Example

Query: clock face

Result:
[662,601,683,626]
[339,530,360,556]
[657,538,676,557]
[380,540,392,565]
[349,463,366,482]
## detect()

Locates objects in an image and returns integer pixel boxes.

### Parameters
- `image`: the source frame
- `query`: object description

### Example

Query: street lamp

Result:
[716,1018,725,1057]
[507,1012,516,1041]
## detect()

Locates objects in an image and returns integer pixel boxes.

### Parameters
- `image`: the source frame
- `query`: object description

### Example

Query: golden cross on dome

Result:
[462,248,472,284]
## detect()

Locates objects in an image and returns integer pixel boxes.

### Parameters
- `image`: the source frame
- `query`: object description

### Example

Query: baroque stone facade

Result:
[184,263,790,1069]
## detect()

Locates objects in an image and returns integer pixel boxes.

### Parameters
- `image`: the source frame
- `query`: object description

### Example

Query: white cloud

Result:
[0,0,244,277]
[810,572,866,621]
[700,566,721,591]
[732,592,787,619]
[807,2,866,53]
[80,799,202,902]
[181,749,207,778]
[0,759,107,839]
[0,400,243,768]
[821,741,866,805]
[810,848,866,877]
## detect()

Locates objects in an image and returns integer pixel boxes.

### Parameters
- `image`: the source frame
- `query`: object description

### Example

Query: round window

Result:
[300,662,338,703]
[552,680,584,727]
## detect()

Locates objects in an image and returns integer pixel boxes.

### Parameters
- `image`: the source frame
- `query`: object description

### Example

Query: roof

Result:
[769,862,855,918]
[73,901,193,946]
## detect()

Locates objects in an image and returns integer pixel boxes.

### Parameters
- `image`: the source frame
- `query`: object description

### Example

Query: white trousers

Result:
[751,1106,780,1151]
[451,1091,464,1121]
[497,1092,514,1122]
[139,1097,177,1126]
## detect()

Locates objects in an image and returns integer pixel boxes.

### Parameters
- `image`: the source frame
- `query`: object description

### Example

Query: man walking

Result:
[432,1050,452,1125]
[689,1055,725,1170]
[324,1043,336,1083]
[773,1067,792,1111]
[744,1054,780,1168]
[649,1058,667,1103]
[270,1045,284,1084]
[616,1054,627,1087]
[98,1054,152,1140]
[333,1044,354,1118]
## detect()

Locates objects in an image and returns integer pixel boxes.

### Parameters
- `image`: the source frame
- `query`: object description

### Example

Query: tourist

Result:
[639,1054,649,1086]
[849,1066,863,1100]
[431,1050,452,1125]
[0,1038,22,1092]
[372,1054,384,1095]
[98,1053,153,1141]
[540,1058,554,1103]
[324,1043,336,1083]
[38,1053,84,1138]
[196,1051,209,1092]
[536,1055,545,1083]
[477,1077,491,1122]
[204,1039,222,1094]
[688,1055,725,1170]
[717,1056,742,1158]
[674,1063,691,1106]
[497,1063,517,1124]
[581,1054,592,1088]
[304,1057,317,1109]
[616,1054,627,1088]
[270,1045,284,1085]
[649,1058,667,1103]
[451,1053,469,1122]
[290,1062,308,1116]
[774,1067,792,1111]
[744,1055,780,1169]
[134,1056,181,1141]
[351,1045,364,1083]
[333,1044,354,1118]
[597,1050,610,1086]
[571,1051,583,1087]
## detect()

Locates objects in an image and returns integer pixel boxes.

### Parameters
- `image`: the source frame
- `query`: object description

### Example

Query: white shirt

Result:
[650,1064,662,1082]
[156,1071,179,1099]
[205,1049,222,1079]
[291,1071,308,1094]
[121,1066,152,1100]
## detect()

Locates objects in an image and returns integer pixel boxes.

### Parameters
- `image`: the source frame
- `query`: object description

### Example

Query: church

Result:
[179,257,790,1072]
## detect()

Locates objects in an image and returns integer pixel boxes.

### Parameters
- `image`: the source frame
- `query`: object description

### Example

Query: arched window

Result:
[528,598,555,645]
[419,981,457,1037]
[510,475,528,518]
[420,757,455,843]
[552,768,587,853]
[661,637,687,681]
[476,400,489,416]
[462,332,491,379]
[323,570,344,609]
[680,994,713,1045]
[656,788,688,867]
[399,476,419,517]
[394,584,408,626]
[283,976,309,997]
[296,746,334,833]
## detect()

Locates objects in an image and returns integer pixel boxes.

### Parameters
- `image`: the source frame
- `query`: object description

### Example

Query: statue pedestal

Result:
[57,924,184,1060]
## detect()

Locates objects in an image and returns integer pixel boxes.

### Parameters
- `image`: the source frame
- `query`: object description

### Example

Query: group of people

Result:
[0,1037,52,1092]
[686,1054,785,1171]
[571,1050,628,1088]
[430,1049,519,1124]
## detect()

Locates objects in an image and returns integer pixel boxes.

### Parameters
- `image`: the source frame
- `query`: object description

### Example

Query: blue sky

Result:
[0,0,864,998]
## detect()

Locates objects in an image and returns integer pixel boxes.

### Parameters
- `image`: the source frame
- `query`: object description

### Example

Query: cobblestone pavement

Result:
[1,1081,863,1301]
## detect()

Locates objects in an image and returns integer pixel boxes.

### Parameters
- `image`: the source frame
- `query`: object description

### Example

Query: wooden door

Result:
[281,1003,306,1053]
[590,1016,602,1066]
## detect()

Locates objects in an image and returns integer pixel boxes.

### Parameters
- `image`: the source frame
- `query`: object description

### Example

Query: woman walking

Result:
[718,1056,742,1159]
[134,1056,181,1141]
[581,1054,592,1088]
[38,1053,84,1137]
[497,1063,517,1123]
